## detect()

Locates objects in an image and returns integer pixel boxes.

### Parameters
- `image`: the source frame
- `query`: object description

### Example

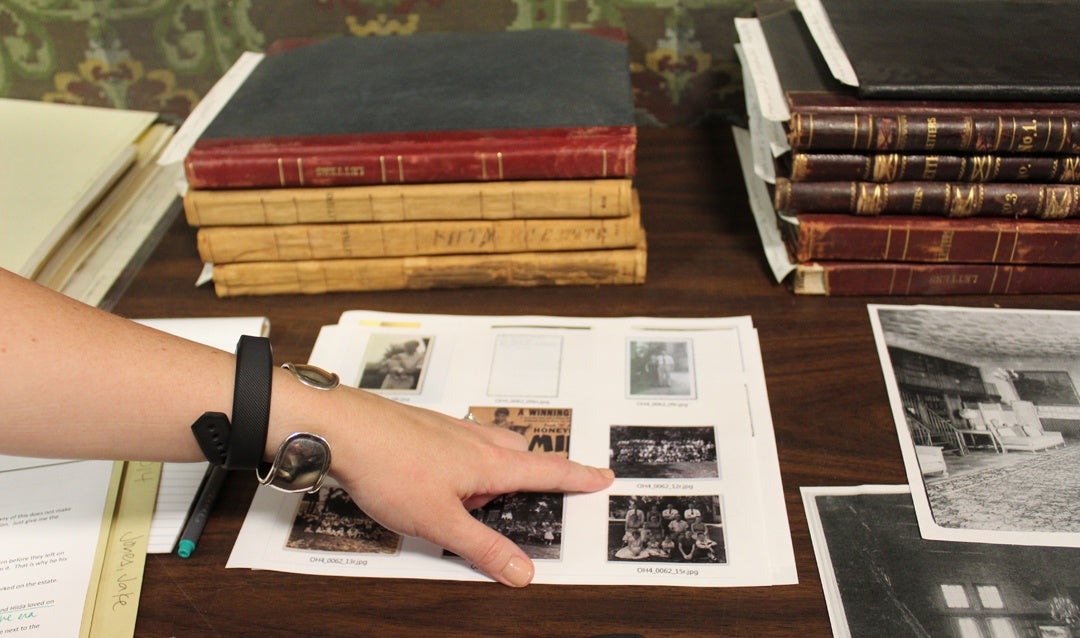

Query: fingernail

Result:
[501,556,533,587]
[600,468,615,481]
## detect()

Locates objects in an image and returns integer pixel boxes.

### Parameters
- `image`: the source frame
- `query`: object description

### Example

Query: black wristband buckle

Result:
[190,336,273,470]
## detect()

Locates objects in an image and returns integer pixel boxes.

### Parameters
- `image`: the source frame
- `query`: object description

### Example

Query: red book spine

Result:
[795,262,1080,296]
[774,179,1080,219]
[786,214,1080,264]
[185,127,637,189]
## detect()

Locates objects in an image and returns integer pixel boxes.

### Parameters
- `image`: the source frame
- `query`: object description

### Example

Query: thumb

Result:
[435,508,535,587]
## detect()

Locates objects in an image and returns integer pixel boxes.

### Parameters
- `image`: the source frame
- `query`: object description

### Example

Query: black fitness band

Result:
[190,335,273,470]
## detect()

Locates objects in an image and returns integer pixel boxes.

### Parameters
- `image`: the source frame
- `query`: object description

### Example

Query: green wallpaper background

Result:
[0,0,754,126]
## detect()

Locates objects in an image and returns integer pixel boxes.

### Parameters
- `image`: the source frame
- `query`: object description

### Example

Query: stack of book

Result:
[2,98,181,307]
[734,0,1080,295]
[181,30,645,297]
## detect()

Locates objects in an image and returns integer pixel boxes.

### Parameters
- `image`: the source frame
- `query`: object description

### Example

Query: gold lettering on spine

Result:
[912,188,924,213]
[921,155,940,180]
[924,117,937,150]
[939,230,954,261]
[1017,119,1038,152]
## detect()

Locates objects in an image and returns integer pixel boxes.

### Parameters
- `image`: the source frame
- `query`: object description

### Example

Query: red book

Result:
[782,214,1080,265]
[184,31,637,189]
[793,262,1080,296]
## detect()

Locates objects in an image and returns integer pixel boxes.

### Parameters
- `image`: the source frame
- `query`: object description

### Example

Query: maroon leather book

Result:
[757,4,1080,154]
[185,31,636,189]
[774,179,1080,219]
[781,214,1080,265]
[794,261,1080,296]
[787,152,1080,184]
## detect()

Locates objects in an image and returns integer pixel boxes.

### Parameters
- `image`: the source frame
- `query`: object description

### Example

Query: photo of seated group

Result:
[608,495,727,563]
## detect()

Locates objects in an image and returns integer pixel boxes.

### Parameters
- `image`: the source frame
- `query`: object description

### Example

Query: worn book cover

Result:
[185,30,636,189]
[811,0,1080,101]
[210,241,648,297]
[195,193,644,263]
[747,4,1080,155]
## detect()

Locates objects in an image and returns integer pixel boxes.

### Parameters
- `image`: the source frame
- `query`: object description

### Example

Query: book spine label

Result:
[184,179,633,226]
[795,262,1080,296]
[774,179,1080,219]
[210,244,648,296]
[788,152,1080,183]
[195,209,643,263]
[185,139,636,189]
[788,113,1080,154]
[786,215,1080,264]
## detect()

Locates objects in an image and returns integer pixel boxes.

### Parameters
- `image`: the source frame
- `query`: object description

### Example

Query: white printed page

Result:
[228,312,796,587]
[0,458,116,635]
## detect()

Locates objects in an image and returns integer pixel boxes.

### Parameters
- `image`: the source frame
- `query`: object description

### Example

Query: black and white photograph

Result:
[609,425,719,478]
[871,305,1080,546]
[451,492,565,561]
[286,486,402,554]
[357,334,432,393]
[627,338,696,398]
[606,495,726,564]
[804,485,1080,638]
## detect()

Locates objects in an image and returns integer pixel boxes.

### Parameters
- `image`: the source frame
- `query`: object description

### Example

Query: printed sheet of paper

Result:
[868,304,1080,548]
[0,458,118,636]
[802,485,1080,638]
[229,312,796,587]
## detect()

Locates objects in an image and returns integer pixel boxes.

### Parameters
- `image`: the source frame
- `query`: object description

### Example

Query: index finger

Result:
[496,451,614,495]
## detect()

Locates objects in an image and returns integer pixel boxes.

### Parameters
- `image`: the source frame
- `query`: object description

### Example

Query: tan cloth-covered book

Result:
[195,191,643,263]
[210,241,647,297]
[184,179,634,226]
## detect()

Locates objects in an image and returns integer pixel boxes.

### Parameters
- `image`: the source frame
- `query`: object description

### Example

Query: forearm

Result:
[1,268,237,461]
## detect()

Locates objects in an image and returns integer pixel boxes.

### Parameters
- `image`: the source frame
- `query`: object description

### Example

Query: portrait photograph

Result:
[357,333,433,393]
[627,338,696,399]
[609,425,719,479]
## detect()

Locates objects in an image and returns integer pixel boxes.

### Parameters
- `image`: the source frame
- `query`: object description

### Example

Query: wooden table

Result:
[113,127,1078,637]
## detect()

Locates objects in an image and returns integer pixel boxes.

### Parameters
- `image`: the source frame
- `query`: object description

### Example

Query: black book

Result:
[809,0,1080,101]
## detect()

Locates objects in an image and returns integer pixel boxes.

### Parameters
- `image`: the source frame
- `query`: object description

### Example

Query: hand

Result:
[277,383,614,587]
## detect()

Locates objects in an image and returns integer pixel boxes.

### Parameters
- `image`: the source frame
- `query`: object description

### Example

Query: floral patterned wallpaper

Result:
[0,0,754,126]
